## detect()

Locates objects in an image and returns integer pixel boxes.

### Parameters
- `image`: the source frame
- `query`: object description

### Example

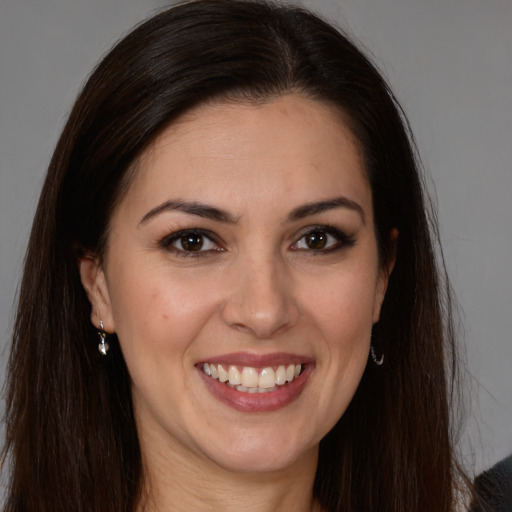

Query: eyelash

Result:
[159,229,224,258]
[159,226,356,258]
[291,226,356,254]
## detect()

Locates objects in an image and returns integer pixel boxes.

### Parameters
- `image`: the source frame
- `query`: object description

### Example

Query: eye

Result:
[291,227,355,252]
[160,229,222,255]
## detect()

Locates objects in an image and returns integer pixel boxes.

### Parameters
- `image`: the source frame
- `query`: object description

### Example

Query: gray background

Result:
[0,0,510,477]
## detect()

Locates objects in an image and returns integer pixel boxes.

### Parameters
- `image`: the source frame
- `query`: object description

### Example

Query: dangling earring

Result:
[370,343,384,366]
[97,320,109,355]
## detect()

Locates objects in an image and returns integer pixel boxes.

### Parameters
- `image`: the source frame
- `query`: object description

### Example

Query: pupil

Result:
[306,232,327,249]
[181,234,203,251]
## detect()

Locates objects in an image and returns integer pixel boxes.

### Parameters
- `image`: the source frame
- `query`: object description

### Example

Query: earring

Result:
[97,320,110,355]
[370,343,384,366]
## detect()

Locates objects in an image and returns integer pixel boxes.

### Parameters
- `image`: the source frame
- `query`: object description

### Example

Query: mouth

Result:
[197,354,313,413]
[201,363,305,393]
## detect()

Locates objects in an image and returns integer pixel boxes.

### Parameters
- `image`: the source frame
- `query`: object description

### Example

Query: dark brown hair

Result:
[2,1,464,510]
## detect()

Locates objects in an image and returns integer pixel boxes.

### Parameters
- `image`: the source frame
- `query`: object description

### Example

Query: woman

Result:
[2,1,466,510]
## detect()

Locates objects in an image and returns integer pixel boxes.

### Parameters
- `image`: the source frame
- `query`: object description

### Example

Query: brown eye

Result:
[304,231,328,250]
[162,229,221,255]
[180,234,204,251]
[291,227,356,253]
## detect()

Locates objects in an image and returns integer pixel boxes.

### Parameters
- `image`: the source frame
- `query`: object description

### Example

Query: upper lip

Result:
[199,351,314,367]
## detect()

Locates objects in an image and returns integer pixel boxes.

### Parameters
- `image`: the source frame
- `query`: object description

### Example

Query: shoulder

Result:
[470,455,512,512]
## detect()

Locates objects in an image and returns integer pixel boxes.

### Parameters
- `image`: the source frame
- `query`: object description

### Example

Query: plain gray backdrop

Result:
[0,0,510,477]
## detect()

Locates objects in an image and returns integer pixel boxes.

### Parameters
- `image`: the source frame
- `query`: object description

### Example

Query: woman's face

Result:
[82,95,392,474]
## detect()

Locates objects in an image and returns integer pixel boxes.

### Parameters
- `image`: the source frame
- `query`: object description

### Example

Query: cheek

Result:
[105,268,220,424]
[314,281,373,383]
[304,273,376,420]
[302,267,379,344]
[299,264,377,404]
[107,265,219,362]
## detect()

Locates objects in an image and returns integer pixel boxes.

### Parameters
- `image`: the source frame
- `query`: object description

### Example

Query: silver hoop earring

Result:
[97,320,110,355]
[370,343,384,366]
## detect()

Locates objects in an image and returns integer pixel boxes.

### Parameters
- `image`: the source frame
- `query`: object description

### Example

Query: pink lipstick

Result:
[197,352,314,413]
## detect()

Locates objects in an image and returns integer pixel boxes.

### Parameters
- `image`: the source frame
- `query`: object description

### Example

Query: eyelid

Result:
[159,228,224,255]
[290,225,356,251]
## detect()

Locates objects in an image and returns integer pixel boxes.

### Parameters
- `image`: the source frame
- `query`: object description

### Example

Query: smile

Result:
[202,363,304,393]
[197,352,313,412]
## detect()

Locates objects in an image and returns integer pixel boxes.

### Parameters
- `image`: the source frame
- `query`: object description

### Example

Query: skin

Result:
[80,95,395,512]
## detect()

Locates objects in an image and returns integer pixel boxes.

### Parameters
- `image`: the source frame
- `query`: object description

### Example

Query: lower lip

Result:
[198,364,313,413]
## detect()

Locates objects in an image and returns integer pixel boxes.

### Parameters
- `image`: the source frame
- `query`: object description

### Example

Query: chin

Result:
[196,423,319,475]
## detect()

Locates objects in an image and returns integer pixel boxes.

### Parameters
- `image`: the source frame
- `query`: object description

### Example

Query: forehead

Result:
[115,94,371,223]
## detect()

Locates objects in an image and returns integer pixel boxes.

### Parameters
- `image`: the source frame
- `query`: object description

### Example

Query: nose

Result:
[220,254,300,339]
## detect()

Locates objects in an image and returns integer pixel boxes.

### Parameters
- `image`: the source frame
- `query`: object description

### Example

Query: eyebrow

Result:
[139,195,365,226]
[286,196,366,224]
[139,200,238,225]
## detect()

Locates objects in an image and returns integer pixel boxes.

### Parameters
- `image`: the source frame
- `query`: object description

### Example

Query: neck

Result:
[137,429,323,512]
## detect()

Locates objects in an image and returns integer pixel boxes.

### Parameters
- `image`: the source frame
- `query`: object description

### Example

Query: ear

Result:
[372,228,398,323]
[78,255,116,333]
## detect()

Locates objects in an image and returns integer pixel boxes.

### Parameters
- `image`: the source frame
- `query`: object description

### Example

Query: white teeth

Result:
[258,367,275,389]
[275,365,287,385]
[217,364,228,383]
[286,364,295,382]
[228,365,241,385]
[203,362,304,392]
[241,367,259,387]
[232,383,276,393]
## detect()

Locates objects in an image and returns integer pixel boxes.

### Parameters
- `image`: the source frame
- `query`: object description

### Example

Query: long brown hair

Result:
[2,1,464,510]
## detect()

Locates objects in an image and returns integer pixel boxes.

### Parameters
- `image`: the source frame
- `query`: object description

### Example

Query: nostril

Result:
[230,322,252,334]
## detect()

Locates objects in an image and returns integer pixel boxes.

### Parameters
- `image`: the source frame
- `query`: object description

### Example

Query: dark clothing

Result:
[470,455,512,512]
